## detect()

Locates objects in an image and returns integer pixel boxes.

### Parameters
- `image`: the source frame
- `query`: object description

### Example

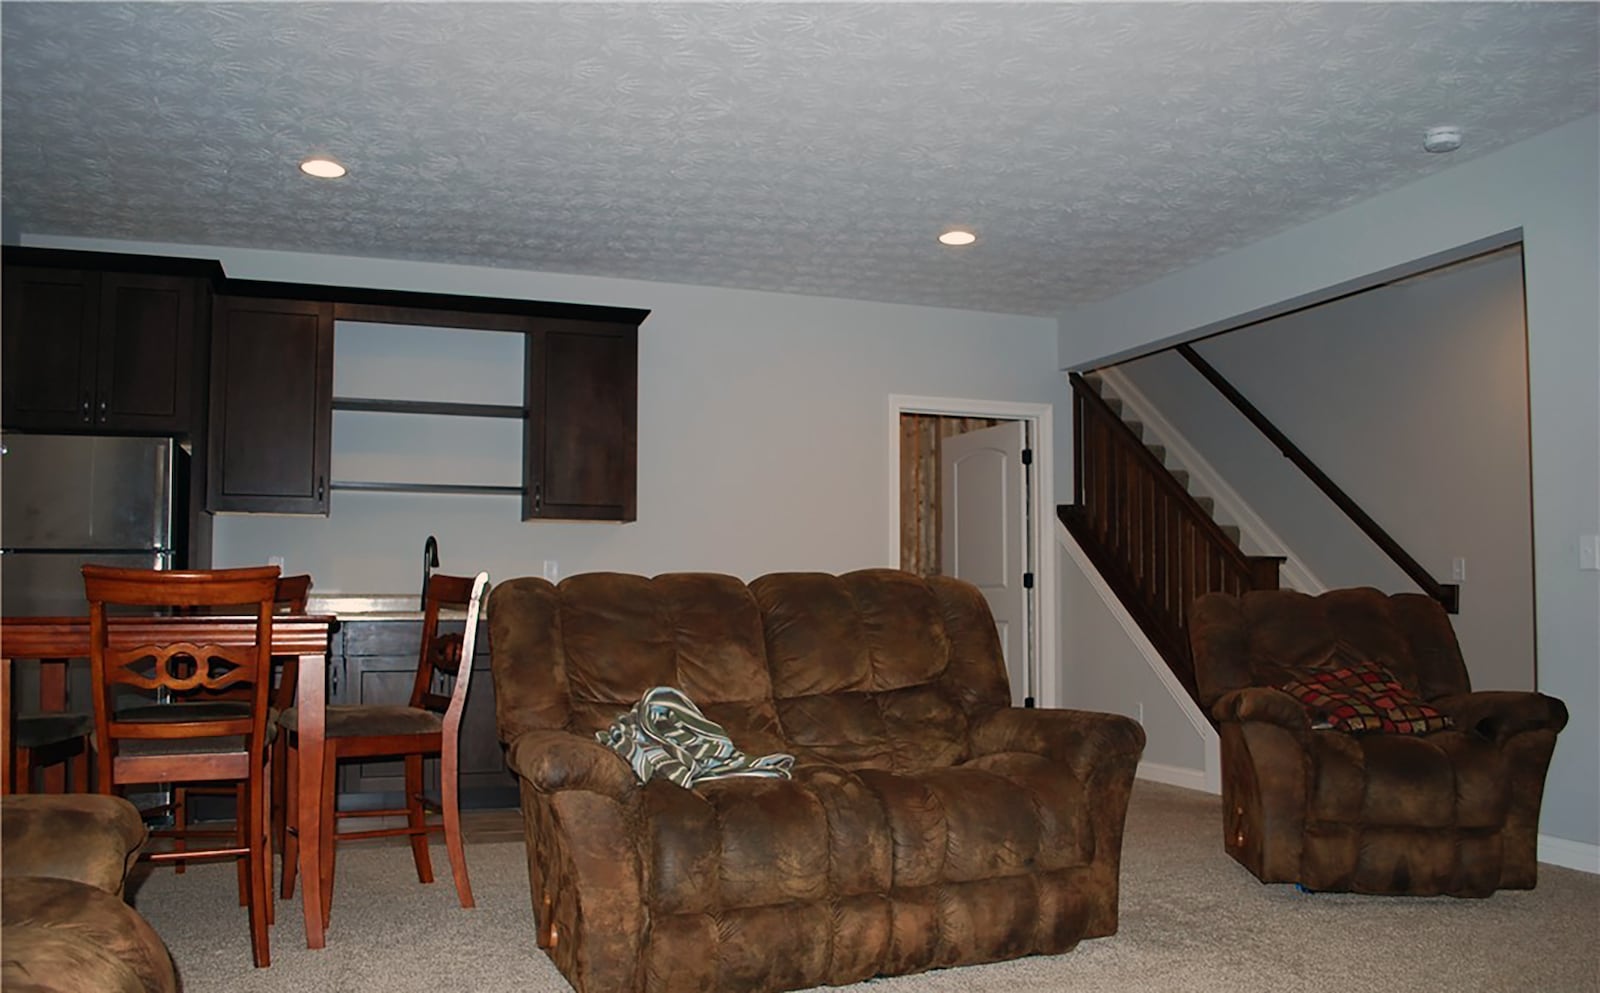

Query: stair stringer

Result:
[1096,366,1326,596]
[1057,519,1220,794]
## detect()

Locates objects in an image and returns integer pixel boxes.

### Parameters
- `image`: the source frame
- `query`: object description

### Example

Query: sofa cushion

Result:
[641,754,1092,915]
[754,571,987,772]
[555,574,787,751]
[1,877,176,993]
[1308,729,1510,828]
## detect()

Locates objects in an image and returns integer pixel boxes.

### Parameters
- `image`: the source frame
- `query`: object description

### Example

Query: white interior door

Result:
[940,420,1032,705]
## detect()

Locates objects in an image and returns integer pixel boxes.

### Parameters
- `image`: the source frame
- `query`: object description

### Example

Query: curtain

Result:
[899,414,1003,576]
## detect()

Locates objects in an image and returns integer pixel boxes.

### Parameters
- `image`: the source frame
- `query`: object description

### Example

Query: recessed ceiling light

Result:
[1422,126,1462,154]
[939,228,977,247]
[299,156,347,179]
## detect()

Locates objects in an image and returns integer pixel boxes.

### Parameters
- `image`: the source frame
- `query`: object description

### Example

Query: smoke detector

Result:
[1423,126,1463,153]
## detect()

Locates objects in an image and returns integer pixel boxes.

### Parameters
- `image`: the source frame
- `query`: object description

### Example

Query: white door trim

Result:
[887,394,1057,709]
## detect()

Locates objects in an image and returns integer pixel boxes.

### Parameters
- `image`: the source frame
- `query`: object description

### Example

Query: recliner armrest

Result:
[1431,690,1569,744]
[968,707,1145,786]
[1210,687,1313,741]
[504,728,640,802]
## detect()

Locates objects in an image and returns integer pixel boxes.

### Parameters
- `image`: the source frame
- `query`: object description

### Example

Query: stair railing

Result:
[1064,372,1283,699]
[1176,344,1459,614]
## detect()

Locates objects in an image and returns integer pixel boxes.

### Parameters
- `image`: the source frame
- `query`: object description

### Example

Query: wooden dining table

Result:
[1,613,341,950]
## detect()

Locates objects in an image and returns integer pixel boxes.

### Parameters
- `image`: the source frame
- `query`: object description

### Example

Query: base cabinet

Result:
[330,619,515,810]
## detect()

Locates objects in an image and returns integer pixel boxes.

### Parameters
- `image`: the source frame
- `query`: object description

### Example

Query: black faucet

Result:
[421,535,440,610]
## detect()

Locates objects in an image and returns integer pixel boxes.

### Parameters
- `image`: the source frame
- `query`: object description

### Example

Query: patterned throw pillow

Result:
[1281,661,1453,734]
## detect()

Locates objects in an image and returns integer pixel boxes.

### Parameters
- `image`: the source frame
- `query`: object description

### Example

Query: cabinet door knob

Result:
[97,399,108,423]
[317,476,326,502]
[533,482,542,514]
[80,395,92,423]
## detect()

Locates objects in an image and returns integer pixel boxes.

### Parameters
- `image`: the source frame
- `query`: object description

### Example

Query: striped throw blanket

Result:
[596,686,795,787]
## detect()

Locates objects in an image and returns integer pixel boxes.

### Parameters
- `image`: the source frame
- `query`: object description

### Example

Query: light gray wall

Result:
[26,235,1064,597]
[1059,115,1600,851]
[1117,250,1535,692]
[1056,538,1208,775]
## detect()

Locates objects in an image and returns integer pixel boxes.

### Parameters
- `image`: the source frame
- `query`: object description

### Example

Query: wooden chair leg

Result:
[318,744,336,928]
[280,738,299,900]
[233,784,248,903]
[70,741,90,792]
[173,786,188,875]
[404,753,433,884]
[12,746,32,794]
[440,746,473,908]
[246,776,271,968]
[261,753,275,928]
[270,732,287,853]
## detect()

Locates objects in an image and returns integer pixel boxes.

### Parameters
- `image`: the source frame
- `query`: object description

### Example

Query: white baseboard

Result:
[1136,761,1216,794]
[1538,834,1600,874]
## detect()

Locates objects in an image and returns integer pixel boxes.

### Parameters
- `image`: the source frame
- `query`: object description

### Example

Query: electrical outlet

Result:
[268,555,285,571]
[1450,557,1467,582]
[542,559,560,582]
[1581,535,1600,572]
[1135,701,1145,726]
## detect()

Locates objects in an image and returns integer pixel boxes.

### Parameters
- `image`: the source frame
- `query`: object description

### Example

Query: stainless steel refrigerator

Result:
[1,433,180,616]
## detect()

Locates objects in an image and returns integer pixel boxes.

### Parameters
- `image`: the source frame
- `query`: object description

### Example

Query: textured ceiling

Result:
[3,3,1596,316]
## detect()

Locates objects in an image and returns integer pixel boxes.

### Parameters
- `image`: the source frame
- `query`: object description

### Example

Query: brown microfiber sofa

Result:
[1,794,176,993]
[1190,586,1567,897]
[489,569,1146,993]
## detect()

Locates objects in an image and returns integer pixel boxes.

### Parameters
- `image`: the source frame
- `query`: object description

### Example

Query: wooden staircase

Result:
[1060,371,1284,706]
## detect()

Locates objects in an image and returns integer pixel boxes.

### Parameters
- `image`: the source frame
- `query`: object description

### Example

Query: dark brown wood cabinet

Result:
[2,265,202,434]
[524,320,638,521]
[206,296,333,514]
[4,248,645,523]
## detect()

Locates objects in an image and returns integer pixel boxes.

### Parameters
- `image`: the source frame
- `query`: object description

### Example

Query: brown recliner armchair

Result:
[1189,586,1567,897]
[490,569,1146,993]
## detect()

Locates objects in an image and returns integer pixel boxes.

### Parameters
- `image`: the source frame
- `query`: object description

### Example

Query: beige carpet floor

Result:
[131,781,1600,993]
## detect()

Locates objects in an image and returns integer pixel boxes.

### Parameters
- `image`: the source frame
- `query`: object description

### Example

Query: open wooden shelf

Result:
[331,397,525,419]
[328,480,522,496]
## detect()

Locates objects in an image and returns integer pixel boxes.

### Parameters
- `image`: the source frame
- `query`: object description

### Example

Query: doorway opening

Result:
[887,395,1056,708]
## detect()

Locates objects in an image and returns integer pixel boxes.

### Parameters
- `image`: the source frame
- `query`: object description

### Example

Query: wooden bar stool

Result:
[279,572,488,925]
[155,575,310,917]
[2,656,95,794]
[83,564,281,968]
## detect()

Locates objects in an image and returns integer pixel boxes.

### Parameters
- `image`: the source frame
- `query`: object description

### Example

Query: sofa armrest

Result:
[0,794,148,896]
[968,707,1145,786]
[504,729,640,802]
[1431,690,1568,744]
[1210,687,1314,740]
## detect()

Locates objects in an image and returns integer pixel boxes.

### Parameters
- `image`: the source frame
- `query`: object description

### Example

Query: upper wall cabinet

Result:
[525,320,638,522]
[2,258,205,434]
[207,296,334,515]
[209,294,644,521]
[2,248,645,521]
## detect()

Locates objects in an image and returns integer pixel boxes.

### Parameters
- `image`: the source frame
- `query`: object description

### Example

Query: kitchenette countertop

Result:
[305,594,476,621]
